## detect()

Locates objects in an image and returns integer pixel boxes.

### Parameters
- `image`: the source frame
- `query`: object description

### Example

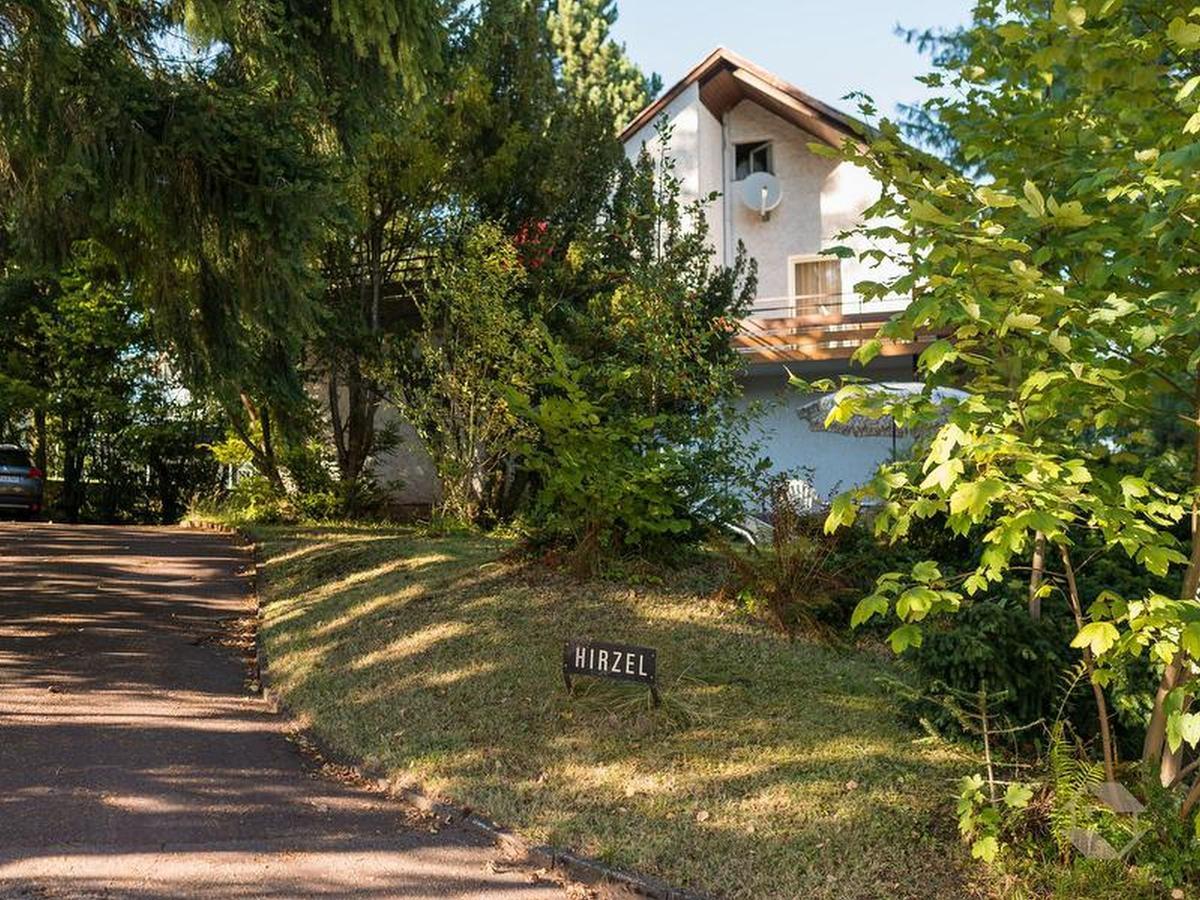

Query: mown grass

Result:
[246,523,978,899]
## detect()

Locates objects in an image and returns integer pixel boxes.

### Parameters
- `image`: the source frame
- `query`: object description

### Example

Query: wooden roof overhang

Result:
[619,47,868,149]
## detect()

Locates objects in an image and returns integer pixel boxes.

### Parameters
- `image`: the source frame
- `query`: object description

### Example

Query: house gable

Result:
[619,47,865,150]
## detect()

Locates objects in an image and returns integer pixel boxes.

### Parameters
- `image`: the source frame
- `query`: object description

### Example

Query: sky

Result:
[611,0,974,120]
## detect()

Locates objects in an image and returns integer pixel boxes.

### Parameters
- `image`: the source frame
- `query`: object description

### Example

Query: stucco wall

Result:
[368,403,441,506]
[722,100,906,315]
[624,83,703,200]
[623,83,724,254]
[724,100,831,302]
[318,387,441,508]
[737,369,915,504]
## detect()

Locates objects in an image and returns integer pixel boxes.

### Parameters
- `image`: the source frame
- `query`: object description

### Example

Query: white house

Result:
[620,48,932,503]
[369,49,933,513]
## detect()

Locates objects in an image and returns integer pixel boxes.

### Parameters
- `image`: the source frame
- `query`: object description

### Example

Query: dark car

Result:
[0,444,44,519]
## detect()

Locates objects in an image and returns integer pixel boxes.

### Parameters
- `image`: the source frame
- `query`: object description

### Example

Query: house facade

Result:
[369,49,933,513]
[620,48,932,502]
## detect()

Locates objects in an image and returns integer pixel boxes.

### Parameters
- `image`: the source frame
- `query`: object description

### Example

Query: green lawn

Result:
[246,524,976,899]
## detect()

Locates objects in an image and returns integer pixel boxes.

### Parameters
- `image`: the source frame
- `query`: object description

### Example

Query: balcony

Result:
[733,293,937,366]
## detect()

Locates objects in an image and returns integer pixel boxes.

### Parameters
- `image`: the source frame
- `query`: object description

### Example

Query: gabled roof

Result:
[619,47,866,148]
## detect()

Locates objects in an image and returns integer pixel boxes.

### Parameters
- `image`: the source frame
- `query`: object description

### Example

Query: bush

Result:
[221,475,298,524]
[513,373,700,572]
[903,596,1074,733]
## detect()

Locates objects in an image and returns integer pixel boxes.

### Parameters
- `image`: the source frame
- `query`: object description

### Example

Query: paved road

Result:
[0,523,563,899]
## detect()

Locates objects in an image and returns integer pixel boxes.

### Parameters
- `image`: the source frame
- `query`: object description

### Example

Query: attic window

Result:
[735,141,773,180]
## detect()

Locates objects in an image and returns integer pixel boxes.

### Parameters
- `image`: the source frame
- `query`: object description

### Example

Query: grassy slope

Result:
[250,524,975,899]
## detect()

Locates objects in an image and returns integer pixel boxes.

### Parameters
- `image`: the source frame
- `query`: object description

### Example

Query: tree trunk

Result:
[33,407,47,473]
[231,394,286,495]
[1029,531,1046,620]
[60,418,88,524]
[328,357,378,489]
[1061,545,1117,782]
[1144,373,1200,779]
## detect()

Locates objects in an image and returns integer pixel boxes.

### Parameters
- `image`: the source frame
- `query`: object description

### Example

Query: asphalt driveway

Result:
[0,523,563,899]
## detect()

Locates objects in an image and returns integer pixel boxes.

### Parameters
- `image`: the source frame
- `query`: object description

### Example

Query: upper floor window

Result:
[735,141,773,180]
[793,257,842,309]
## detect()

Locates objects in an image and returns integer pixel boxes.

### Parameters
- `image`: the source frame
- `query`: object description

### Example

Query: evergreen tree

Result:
[547,0,659,130]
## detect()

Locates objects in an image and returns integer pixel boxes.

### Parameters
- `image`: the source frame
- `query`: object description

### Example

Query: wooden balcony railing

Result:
[733,293,936,365]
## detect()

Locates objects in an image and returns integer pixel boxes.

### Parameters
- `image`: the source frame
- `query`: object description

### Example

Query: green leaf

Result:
[971,835,999,863]
[850,593,888,629]
[1138,544,1186,577]
[887,623,923,654]
[1022,180,1046,216]
[1120,475,1150,504]
[1071,621,1120,657]
[1179,75,1200,102]
[912,560,943,583]
[976,186,1018,208]
[854,338,883,365]
[1169,17,1200,49]
[1169,709,1185,754]
[824,493,857,534]
[964,572,989,596]
[1180,623,1200,659]
[920,458,964,493]
[895,586,940,622]
[1182,713,1200,749]
[1003,783,1033,810]
[949,478,1006,518]
[910,199,956,225]
[920,339,957,373]
[1003,312,1042,332]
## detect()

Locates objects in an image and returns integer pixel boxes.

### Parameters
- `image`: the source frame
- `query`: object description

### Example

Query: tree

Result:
[317,106,444,496]
[0,0,442,494]
[820,0,1200,813]
[508,128,760,566]
[547,0,659,130]
[386,224,540,524]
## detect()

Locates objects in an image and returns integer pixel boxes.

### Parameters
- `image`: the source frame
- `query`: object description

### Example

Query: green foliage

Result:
[907,598,1073,733]
[501,124,761,565]
[0,242,224,522]
[956,771,1033,864]
[443,0,622,235]
[822,0,1200,796]
[547,0,659,129]
[1,0,442,478]
[388,223,541,525]
[1045,723,1107,856]
[508,338,701,570]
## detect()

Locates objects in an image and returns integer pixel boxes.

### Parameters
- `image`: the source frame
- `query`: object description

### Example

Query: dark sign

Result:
[563,640,659,705]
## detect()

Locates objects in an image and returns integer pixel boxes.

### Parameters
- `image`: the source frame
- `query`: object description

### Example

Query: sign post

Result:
[562,640,659,706]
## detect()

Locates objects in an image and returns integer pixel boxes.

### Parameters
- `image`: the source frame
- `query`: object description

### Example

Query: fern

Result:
[1053,659,1090,728]
[1047,722,1105,856]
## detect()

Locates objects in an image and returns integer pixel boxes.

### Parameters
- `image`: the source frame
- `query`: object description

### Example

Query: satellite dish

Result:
[741,172,783,220]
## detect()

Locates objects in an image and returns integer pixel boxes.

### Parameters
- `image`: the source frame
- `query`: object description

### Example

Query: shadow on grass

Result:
[254,524,979,900]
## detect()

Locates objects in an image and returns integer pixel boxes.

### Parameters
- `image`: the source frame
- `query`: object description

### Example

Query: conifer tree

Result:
[547,0,659,130]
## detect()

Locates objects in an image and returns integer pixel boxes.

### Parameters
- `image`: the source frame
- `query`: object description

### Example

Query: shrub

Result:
[221,475,298,524]
[905,596,1074,733]
[510,352,708,573]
